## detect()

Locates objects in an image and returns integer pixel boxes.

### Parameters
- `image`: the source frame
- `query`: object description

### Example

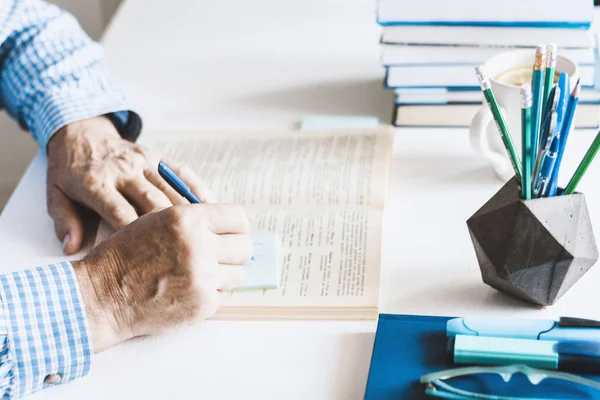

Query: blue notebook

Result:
[364,314,600,399]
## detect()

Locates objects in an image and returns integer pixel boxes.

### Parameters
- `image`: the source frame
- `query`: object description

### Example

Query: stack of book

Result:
[377,0,600,128]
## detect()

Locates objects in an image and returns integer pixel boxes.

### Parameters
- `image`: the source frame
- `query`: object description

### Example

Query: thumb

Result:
[47,186,85,255]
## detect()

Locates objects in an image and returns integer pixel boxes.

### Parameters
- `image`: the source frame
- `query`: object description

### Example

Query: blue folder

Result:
[364,314,600,399]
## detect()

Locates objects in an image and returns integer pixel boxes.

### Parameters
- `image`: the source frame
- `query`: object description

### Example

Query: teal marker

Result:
[451,335,557,370]
[530,44,547,173]
[449,334,600,373]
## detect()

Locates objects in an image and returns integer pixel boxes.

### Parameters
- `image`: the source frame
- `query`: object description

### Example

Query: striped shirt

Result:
[0,0,141,150]
[0,263,92,398]
[0,0,144,398]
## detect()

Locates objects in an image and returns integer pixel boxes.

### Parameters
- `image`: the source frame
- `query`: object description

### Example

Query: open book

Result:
[96,127,394,320]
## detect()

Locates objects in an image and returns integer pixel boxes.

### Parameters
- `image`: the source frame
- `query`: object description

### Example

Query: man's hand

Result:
[47,116,214,254]
[72,204,252,352]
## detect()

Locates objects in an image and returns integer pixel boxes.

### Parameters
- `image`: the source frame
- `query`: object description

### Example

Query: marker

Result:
[158,161,203,204]
[520,84,532,200]
[475,66,522,182]
[531,44,547,170]
[447,316,600,342]
[449,334,600,374]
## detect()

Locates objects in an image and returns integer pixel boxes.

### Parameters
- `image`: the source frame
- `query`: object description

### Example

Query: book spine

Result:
[377,21,592,29]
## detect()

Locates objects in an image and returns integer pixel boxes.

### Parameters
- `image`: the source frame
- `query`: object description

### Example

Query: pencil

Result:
[531,45,547,173]
[563,130,600,195]
[520,84,532,200]
[542,43,557,115]
[475,66,522,182]
[549,79,580,196]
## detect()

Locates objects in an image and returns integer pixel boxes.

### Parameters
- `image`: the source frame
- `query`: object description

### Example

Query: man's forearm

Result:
[71,256,128,353]
[0,202,252,398]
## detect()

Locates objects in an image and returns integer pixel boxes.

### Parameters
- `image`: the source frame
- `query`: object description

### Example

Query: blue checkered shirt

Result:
[0,0,141,151]
[0,0,144,398]
[0,263,92,398]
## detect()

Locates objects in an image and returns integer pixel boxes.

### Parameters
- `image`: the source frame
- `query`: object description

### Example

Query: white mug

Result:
[469,50,579,181]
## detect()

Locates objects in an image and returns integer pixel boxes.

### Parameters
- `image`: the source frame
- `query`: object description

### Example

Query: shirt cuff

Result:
[27,80,143,152]
[0,262,93,398]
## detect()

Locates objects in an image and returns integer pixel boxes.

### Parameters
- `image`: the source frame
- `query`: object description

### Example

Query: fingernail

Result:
[62,233,71,252]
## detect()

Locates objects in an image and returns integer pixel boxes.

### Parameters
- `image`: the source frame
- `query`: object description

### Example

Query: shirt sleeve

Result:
[0,0,142,152]
[0,262,93,398]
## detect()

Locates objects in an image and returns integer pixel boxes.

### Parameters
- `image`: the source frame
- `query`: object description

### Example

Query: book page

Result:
[216,208,382,309]
[94,128,392,315]
[94,208,382,309]
[141,128,393,209]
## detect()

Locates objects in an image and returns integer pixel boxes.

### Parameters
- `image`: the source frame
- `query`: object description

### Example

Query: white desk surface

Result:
[2,1,600,399]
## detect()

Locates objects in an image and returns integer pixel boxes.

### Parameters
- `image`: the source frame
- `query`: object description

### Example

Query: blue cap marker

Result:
[447,317,600,343]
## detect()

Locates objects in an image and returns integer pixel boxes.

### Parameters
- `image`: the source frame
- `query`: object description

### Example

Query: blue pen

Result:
[447,316,600,342]
[158,162,255,260]
[537,73,568,158]
[158,161,203,204]
[549,79,581,196]
[537,85,557,154]
[533,73,569,197]
[532,112,558,197]
[554,73,570,138]
[539,129,561,197]
[531,84,559,195]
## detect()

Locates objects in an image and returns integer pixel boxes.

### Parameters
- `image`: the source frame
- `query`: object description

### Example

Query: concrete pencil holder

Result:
[467,177,599,306]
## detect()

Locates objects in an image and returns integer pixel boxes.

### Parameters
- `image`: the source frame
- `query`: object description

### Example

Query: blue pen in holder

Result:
[467,177,598,306]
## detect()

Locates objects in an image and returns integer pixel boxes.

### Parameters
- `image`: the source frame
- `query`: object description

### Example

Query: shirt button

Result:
[44,373,62,385]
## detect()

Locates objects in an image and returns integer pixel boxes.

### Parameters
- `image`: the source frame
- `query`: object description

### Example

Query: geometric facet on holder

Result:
[467,177,599,306]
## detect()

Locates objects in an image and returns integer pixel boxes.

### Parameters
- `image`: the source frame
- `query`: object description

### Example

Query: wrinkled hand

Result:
[47,116,214,254]
[72,204,252,352]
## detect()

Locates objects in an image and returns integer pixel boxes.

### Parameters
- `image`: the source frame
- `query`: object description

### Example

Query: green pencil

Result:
[530,45,547,172]
[520,84,532,199]
[563,130,600,195]
[475,66,522,182]
[541,43,557,117]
